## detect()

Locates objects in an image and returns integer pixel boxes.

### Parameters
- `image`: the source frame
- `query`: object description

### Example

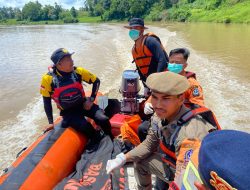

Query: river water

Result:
[0,22,250,171]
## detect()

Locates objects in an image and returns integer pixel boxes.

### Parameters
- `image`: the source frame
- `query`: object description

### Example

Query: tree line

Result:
[85,0,178,21]
[0,0,180,23]
[0,0,237,23]
[85,0,231,22]
[0,1,83,23]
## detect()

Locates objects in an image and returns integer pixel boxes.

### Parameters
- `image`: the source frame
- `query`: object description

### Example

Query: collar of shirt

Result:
[161,105,190,130]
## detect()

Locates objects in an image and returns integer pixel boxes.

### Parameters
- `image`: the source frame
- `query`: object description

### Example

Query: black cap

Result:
[124,18,148,29]
[50,48,74,65]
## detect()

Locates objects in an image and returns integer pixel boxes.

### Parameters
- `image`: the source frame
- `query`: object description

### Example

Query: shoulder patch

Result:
[184,149,193,163]
[192,87,200,97]
[210,171,237,190]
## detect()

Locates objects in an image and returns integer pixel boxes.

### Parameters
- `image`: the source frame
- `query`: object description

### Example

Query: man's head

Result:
[168,48,190,74]
[196,130,250,190]
[124,18,148,41]
[51,48,74,73]
[146,72,189,121]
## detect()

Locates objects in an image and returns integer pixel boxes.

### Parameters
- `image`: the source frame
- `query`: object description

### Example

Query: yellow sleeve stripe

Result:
[75,67,97,84]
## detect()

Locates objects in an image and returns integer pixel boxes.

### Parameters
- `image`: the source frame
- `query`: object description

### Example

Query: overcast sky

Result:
[0,0,86,9]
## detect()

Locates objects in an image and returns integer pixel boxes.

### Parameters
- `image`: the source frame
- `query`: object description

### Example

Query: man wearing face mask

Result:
[138,48,205,143]
[136,49,205,189]
[124,18,169,98]
[168,48,204,108]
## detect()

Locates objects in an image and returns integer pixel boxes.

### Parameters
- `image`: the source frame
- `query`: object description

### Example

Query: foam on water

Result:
[0,96,46,172]
[166,29,250,132]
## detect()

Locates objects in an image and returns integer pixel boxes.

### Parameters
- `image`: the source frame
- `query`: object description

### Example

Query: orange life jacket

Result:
[120,114,141,146]
[184,71,204,108]
[157,107,221,168]
[185,71,196,79]
[132,33,166,77]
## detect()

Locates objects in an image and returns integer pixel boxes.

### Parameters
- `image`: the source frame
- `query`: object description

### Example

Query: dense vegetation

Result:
[85,0,250,23]
[0,1,100,24]
[1,0,250,24]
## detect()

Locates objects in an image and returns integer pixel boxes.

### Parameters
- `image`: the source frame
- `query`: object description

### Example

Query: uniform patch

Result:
[210,171,236,190]
[62,48,69,53]
[192,87,200,96]
[184,149,193,162]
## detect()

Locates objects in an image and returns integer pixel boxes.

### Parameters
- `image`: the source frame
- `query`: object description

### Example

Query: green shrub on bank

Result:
[145,3,164,21]
[63,17,79,23]
[188,0,250,23]
[167,6,191,22]
[157,0,250,23]
[77,16,101,23]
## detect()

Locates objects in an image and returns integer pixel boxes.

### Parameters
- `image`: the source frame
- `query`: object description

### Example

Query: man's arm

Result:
[145,36,168,72]
[91,77,100,100]
[126,128,159,162]
[106,128,159,174]
[40,74,53,124]
[43,96,53,124]
[76,67,100,100]
[136,65,147,83]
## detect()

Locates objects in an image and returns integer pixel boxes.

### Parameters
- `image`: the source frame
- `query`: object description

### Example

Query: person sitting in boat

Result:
[139,48,205,142]
[106,72,220,190]
[124,18,169,98]
[179,130,250,190]
[40,48,113,139]
[137,48,206,189]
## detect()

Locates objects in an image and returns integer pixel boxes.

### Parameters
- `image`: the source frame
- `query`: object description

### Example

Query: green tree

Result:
[14,8,22,20]
[70,6,77,18]
[129,0,145,17]
[108,0,130,20]
[22,1,42,21]
[53,3,62,20]
[42,5,54,20]
[85,0,94,16]
[59,10,71,20]
[103,0,111,9]
[0,7,9,20]
[94,2,104,16]
[7,7,15,18]
[162,0,173,8]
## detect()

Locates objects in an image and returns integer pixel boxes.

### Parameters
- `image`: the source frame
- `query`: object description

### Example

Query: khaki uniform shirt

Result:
[127,105,215,184]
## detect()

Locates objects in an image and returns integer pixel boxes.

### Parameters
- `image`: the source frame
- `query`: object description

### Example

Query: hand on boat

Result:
[83,97,94,110]
[106,153,126,174]
[144,102,154,115]
[43,124,54,133]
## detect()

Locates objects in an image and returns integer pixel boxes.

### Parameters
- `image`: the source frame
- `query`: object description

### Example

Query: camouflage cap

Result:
[146,71,190,95]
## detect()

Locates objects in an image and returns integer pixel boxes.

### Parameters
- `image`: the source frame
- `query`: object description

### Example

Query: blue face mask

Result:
[167,63,183,74]
[129,29,140,41]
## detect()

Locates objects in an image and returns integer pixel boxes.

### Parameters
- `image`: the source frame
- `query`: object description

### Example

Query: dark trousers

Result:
[61,103,113,139]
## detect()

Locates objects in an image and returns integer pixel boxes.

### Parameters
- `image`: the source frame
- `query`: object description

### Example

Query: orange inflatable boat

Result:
[0,116,88,190]
[0,70,145,190]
